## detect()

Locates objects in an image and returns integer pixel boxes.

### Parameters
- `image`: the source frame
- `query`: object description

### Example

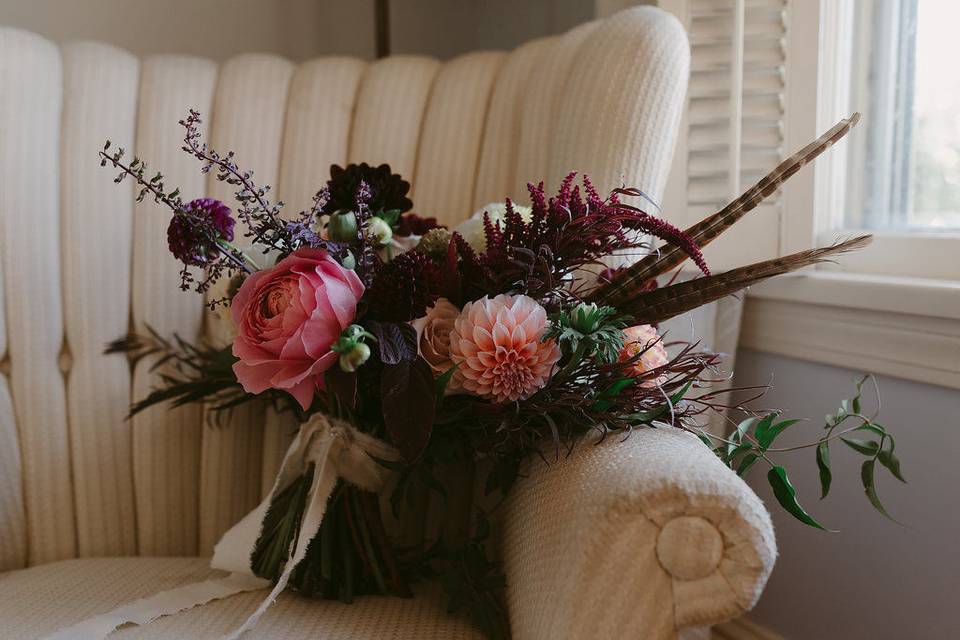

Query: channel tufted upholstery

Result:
[0,6,775,639]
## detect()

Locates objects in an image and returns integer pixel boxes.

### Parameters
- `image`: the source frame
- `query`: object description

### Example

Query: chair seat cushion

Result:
[0,557,484,639]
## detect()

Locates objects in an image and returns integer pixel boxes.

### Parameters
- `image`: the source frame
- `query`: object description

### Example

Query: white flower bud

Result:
[366,216,393,246]
[454,202,533,252]
[338,342,371,373]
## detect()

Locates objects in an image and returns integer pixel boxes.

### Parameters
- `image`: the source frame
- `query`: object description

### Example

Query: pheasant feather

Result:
[620,235,872,325]
[592,113,862,305]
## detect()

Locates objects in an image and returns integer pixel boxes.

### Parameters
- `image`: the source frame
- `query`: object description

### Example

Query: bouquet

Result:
[85,110,903,638]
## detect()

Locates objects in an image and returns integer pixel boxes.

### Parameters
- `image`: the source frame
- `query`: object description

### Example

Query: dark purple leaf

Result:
[325,366,357,411]
[365,320,417,365]
[381,357,435,462]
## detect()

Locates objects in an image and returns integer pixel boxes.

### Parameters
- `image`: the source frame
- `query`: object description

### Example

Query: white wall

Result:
[734,350,960,639]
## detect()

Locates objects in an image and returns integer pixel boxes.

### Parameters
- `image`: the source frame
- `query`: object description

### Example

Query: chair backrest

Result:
[0,6,688,568]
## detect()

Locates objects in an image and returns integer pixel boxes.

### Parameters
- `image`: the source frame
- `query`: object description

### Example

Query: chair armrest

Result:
[501,426,776,640]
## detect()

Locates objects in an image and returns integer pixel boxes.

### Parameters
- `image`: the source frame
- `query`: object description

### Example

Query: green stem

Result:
[338,504,356,603]
[351,488,388,594]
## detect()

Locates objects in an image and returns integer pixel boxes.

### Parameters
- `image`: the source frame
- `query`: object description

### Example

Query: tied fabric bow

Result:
[43,414,399,640]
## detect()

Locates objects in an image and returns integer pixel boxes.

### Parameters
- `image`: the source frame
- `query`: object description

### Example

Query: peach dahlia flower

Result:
[449,294,561,403]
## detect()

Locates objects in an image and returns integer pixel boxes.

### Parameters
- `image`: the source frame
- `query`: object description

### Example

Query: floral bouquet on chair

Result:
[79,110,904,639]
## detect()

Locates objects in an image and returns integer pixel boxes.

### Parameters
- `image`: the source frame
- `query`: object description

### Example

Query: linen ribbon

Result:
[42,414,399,640]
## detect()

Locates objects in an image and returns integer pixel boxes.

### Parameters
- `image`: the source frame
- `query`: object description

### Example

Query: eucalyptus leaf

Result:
[726,417,759,457]
[767,466,828,531]
[816,441,832,499]
[861,459,901,523]
[734,416,759,441]
[736,453,759,477]
[724,442,754,465]
[752,413,778,442]
[855,422,887,438]
[756,418,803,451]
[878,449,906,483]
[841,437,880,456]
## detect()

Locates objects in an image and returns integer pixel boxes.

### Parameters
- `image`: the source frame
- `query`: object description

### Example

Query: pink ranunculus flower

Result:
[231,248,364,410]
[449,294,561,403]
[620,324,669,387]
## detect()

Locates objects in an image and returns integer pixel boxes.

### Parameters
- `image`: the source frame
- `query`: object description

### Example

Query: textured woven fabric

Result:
[60,40,140,560]
[503,426,777,638]
[0,557,483,639]
[0,26,73,567]
[130,53,216,558]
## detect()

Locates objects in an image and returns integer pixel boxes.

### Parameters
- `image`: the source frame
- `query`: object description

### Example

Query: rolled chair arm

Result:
[501,426,776,640]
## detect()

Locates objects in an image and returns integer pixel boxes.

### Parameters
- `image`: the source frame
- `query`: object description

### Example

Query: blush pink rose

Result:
[411,298,459,376]
[231,248,364,410]
[619,324,669,388]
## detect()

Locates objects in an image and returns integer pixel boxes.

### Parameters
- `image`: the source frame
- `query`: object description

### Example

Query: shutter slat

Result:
[684,0,786,220]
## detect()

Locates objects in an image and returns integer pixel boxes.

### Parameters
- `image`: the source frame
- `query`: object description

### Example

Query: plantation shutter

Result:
[658,0,788,269]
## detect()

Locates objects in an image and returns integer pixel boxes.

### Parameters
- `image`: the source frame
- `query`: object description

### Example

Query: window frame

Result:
[804,0,960,282]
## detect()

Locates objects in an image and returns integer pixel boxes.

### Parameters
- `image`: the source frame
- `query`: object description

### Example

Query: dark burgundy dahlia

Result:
[167,198,235,266]
[323,163,412,215]
[367,251,443,321]
[394,213,443,237]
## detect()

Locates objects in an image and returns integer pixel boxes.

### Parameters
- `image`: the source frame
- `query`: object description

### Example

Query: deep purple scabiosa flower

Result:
[167,198,235,266]
[367,250,443,321]
[395,213,443,237]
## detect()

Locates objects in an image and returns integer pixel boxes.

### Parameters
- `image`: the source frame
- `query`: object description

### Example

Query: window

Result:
[660,0,959,281]
[844,0,960,231]
[656,0,960,387]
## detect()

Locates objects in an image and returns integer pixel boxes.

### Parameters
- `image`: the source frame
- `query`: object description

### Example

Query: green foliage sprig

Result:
[105,326,306,421]
[693,376,905,529]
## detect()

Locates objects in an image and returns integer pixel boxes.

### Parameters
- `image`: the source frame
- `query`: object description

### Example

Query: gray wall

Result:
[734,350,960,639]
[391,0,593,59]
[0,0,594,61]
[0,0,376,60]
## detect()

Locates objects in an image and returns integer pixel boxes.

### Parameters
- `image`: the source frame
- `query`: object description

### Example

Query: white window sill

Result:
[740,272,960,389]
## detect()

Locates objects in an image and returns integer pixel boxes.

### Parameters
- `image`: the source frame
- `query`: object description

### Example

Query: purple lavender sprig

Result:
[351,179,380,286]
[179,110,295,257]
[179,111,347,261]
[99,142,252,300]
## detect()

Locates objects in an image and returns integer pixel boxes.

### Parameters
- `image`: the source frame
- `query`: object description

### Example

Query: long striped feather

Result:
[592,113,862,305]
[620,235,872,325]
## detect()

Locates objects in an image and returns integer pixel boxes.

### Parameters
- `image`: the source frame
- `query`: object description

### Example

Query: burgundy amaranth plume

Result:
[475,172,707,298]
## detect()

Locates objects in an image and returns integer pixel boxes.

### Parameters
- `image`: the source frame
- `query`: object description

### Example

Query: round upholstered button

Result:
[656,515,724,581]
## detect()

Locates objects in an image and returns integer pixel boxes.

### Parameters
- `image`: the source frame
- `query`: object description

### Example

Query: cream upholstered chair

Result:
[0,7,775,639]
